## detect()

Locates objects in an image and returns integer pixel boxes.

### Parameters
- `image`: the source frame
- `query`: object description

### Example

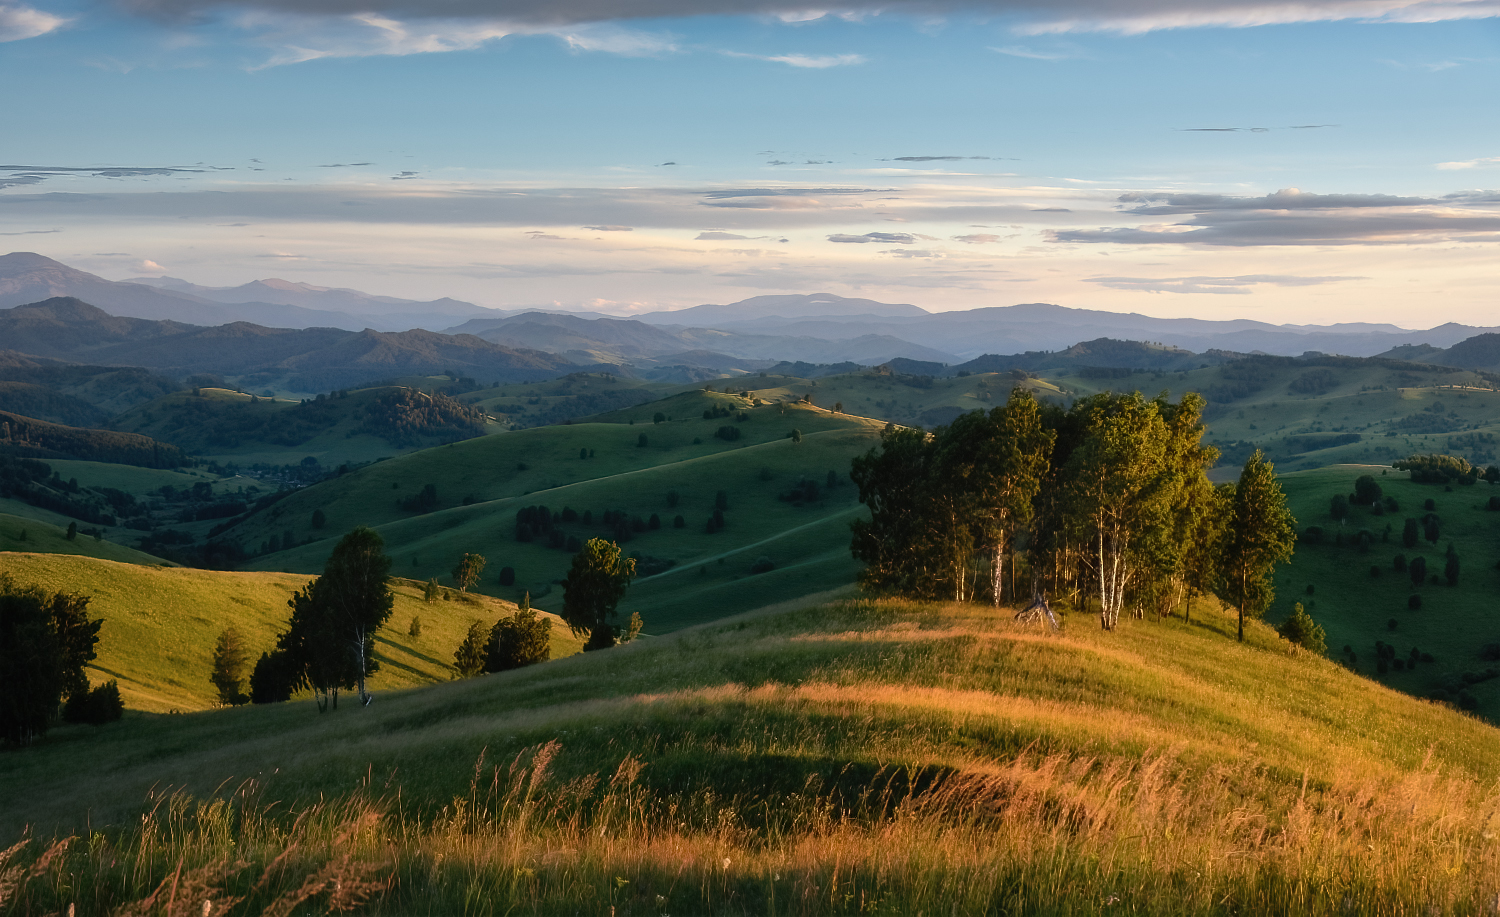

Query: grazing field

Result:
[228,394,883,630]
[1059,358,1500,472]
[1270,463,1500,716]
[4,594,1500,914]
[0,512,168,566]
[0,553,583,713]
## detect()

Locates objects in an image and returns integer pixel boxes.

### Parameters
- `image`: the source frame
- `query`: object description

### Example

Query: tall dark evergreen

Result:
[561,538,636,650]
[1216,451,1297,642]
[271,527,394,710]
[0,574,103,745]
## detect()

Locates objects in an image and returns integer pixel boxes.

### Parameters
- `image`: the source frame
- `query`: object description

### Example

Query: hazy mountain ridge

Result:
[0,297,593,394]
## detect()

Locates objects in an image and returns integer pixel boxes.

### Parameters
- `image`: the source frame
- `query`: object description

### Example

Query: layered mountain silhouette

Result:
[0,297,590,392]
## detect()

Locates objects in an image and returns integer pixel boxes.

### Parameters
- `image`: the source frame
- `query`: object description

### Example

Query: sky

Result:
[1,0,1498,324]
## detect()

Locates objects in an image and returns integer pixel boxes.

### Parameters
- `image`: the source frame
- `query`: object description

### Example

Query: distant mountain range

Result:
[637,297,1500,361]
[9,251,1500,385]
[0,253,516,333]
[0,297,593,392]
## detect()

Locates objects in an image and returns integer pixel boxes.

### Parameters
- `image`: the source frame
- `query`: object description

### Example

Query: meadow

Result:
[0,552,583,712]
[1270,463,1500,715]
[229,392,883,629]
[4,593,1500,914]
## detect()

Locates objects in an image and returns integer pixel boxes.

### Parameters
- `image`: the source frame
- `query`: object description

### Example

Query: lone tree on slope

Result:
[561,538,636,651]
[1217,451,1297,642]
[209,626,250,705]
[275,527,395,710]
[452,553,486,593]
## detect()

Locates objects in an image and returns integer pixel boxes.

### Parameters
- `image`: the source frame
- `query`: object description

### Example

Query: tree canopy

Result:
[562,538,636,651]
[850,391,1296,639]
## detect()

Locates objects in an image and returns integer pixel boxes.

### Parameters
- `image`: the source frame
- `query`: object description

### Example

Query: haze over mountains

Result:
[7,253,1500,385]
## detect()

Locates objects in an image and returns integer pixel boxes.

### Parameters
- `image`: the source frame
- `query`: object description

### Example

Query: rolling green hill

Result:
[1056,355,1500,472]
[0,553,583,713]
[112,384,495,466]
[5,594,1500,913]
[226,393,884,631]
[1,512,168,565]
[1268,464,1500,714]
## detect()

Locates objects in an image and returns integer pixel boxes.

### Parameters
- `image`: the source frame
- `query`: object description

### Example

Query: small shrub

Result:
[673,515,685,529]
[750,556,775,574]
[408,616,422,638]
[1388,618,1399,630]
[498,566,515,587]
[62,681,124,726]
[1407,594,1422,610]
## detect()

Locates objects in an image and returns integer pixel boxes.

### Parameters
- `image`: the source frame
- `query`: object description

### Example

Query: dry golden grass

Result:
[6,594,1500,914]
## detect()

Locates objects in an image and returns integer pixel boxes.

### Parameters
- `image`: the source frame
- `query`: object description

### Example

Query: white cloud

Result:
[990,44,1073,60]
[237,11,675,66]
[721,50,866,67]
[0,3,68,42]
[1437,156,1500,170]
[129,259,168,274]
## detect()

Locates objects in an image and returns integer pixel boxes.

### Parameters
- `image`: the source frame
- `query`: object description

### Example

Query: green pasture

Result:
[1271,463,1500,713]
[0,513,168,566]
[0,553,583,714]
[242,412,880,631]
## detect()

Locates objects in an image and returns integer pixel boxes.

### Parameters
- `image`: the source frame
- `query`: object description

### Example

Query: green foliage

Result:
[61,680,123,726]
[487,594,552,672]
[209,627,250,706]
[1353,475,1383,505]
[0,574,101,745]
[621,611,644,644]
[451,553,486,593]
[453,620,489,678]
[562,538,636,650]
[399,483,439,514]
[1394,453,1474,484]
[1277,603,1327,655]
[408,615,422,639]
[1329,493,1350,523]
[423,578,441,604]
[1217,451,1297,641]
[273,527,395,709]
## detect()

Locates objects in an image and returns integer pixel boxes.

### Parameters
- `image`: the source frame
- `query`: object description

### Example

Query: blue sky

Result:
[2,0,1498,323]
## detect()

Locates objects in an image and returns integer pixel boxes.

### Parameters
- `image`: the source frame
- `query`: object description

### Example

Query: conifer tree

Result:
[209,627,250,705]
[1217,451,1297,642]
[562,539,636,650]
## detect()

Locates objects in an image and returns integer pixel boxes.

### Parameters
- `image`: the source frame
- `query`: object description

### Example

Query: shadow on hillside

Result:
[374,634,451,673]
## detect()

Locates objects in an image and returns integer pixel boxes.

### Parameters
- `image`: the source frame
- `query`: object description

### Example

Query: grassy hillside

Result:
[1,512,168,565]
[112,385,495,466]
[1270,463,1500,716]
[5,595,1500,913]
[0,553,583,713]
[226,394,883,630]
[1057,356,1500,472]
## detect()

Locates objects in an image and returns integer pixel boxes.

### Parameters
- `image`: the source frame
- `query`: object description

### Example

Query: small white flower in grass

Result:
[722,857,731,870]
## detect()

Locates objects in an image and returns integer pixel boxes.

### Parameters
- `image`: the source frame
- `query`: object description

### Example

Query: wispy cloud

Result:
[0,3,68,42]
[1437,156,1500,170]
[1054,187,1500,247]
[1086,273,1363,293]
[829,231,916,243]
[237,11,676,67]
[118,0,1500,38]
[990,44,1075,60]
[721,50,865,67]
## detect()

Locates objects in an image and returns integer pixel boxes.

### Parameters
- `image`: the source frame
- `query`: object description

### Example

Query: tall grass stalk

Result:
[7,735,1500,915]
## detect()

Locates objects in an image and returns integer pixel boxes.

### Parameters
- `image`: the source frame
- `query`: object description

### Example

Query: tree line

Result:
[850,389,1297,639]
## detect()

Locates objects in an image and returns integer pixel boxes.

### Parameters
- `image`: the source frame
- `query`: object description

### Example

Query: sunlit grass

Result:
[6,593,1500,913]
